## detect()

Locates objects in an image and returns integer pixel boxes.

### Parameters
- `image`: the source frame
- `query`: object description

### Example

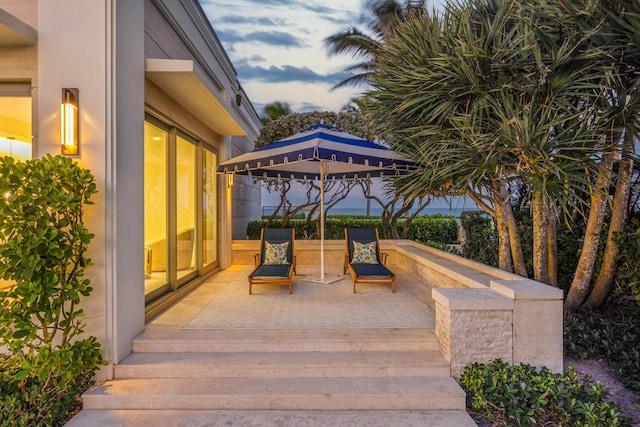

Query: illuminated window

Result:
[0,95,31,160]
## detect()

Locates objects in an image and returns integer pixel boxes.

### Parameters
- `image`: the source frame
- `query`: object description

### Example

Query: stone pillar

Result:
[491,280,564,373]
[433,288,514,377]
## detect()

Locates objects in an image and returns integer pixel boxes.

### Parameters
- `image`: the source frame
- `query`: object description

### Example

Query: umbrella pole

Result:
[320,160,325,279]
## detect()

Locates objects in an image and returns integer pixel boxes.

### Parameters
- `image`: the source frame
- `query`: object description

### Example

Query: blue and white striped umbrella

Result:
[218,123,413,179]
[218,123,414,282]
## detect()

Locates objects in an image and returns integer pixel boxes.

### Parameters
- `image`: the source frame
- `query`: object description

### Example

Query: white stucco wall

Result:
[37,0,146,377]
[2,0,261,381]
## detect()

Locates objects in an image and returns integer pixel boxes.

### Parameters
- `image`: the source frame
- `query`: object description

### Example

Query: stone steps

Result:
[72,328,476,426]
[132,327,441,352]
[66,409,477,426]
[82,376,465,411]
[115,350,450,378]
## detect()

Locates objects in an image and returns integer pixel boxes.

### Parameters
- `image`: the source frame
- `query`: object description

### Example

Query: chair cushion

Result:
[352,241,377,264]
[350,263,394,278]
[251,264,292,278]
[263,241,290,265]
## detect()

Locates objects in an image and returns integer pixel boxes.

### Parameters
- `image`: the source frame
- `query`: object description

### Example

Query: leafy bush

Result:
[0,155,106,426]
[247,214,458,247]
[460,359,633,426]
[460,212,499,267]
[562,217,640,404]
[611,216,640,306]
[403,215,458,245]
[460,210,585,288]
[0,338,103,426]
[564,309,640,402]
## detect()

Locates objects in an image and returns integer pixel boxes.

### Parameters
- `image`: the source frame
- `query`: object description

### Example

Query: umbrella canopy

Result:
[218,123,414,282]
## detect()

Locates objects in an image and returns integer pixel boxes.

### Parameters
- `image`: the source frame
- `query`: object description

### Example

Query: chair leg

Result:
[288,283,292,294]
[249,282,252,295]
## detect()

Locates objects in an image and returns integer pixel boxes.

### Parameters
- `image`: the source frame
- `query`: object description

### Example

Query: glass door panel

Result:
[203,149,218,268]
[0,96,31,160]
[0,94,31,291]
[144,122,169,299]
[176,135,196,283]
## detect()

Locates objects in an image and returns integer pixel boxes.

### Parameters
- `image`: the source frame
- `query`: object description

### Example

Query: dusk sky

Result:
[200,0,471,213]
[199,0,365,115]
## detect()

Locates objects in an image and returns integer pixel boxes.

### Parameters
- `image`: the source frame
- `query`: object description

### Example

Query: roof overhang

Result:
[145,58,245,136]
[0,9,37,46]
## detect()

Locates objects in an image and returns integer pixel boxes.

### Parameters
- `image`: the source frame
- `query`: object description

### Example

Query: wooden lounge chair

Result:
[249,228,296,294]
[344,228,396,293]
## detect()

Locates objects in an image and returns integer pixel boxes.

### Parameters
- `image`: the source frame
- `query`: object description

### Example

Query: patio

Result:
[152,264,435,330]
[147,238,564,377]
[70,260,477,426]
[67,241,563,426]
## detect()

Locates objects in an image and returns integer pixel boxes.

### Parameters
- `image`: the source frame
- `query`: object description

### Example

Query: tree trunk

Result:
[547,205,558,287]
[564,153,614,313]
[505,191,527,277]
[584,154,634,308]
[493,192,513,273]
[532,191,550,284]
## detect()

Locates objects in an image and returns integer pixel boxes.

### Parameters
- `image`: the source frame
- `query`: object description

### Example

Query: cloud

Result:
[214,29,246,44]
[242,0,293,5]
[219,15,287,26]
[235,62,352,84]
[215,28,306,48]
[245,31,307,48]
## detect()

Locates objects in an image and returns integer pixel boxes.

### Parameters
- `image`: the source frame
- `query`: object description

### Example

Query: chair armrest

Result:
[380,251,389,265]
[253,253,260,266]
[292,255,297,275]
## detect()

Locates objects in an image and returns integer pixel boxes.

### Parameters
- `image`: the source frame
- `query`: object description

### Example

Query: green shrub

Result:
[246,214,458,247]
[460,359,633,426]
[460,210,585,288]
[0,338,103,426]
[611,216,640,306]
[0,155,106,426]
[460,212,499,267]
[403,214,458,245]
[564,309,640,402]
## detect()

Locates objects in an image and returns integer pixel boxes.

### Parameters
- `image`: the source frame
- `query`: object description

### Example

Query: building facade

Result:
[0,0,261,380]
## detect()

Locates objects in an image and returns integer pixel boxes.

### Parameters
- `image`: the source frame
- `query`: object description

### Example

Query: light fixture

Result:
[227,173,234,189]
[61,88,79,155]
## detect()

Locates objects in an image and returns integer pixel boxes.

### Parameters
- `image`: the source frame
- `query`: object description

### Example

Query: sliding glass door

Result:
[144,116,219,303]
[144,121,169,299]
[176,135,197,283]
[203,149,218,269]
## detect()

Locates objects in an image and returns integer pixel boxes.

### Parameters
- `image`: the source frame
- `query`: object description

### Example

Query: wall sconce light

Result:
[227,173,234,189]
[61,88,79,155]
[235,93,242,107]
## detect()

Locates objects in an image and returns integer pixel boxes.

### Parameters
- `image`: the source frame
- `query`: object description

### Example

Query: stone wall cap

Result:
[433,288,514,310]
[491,280,564,300]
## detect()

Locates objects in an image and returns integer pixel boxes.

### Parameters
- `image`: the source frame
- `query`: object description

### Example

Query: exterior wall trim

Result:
[0,8,37,46]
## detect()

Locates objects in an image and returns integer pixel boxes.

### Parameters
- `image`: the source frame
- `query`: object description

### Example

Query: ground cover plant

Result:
[0,155,106,426]
[460,360,634,426]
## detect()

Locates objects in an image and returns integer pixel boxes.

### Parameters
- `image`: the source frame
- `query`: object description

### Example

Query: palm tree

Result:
[562,0,640,312]
[260,101,292,124]
[324,0,427,89]
[365,0,613,281]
